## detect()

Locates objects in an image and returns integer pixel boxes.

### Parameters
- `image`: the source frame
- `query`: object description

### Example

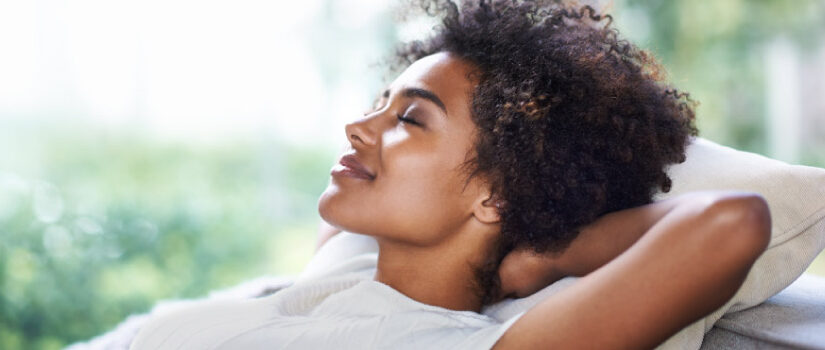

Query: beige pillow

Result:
[652,137,825,349]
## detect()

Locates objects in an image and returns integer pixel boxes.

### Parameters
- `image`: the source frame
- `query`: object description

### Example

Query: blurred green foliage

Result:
[0,1,824,349]
[0,123,331,349]
[611,0,825,279]
[615,0,824,157]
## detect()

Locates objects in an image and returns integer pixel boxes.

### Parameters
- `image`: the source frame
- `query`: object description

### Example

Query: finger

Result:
[498,249,556,297]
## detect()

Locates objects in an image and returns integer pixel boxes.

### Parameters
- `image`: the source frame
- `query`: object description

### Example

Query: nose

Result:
[345,113,379,148]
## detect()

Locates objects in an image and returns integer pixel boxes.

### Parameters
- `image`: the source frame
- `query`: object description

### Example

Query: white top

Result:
[131,244,524,350]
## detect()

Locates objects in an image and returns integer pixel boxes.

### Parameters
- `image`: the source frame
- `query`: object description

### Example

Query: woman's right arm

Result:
[493,191,770,349]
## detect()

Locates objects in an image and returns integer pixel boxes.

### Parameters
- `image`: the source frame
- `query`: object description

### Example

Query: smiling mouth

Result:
[331,154,376,180]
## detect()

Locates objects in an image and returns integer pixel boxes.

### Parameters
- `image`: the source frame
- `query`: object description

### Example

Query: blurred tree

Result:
[615,0,824,159]
[0,128,330,349]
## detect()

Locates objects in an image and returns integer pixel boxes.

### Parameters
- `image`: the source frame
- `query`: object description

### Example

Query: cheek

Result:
[384,162,463,202]
[382,125,408,146]
[383,138,468,201]
[371,153,472,240]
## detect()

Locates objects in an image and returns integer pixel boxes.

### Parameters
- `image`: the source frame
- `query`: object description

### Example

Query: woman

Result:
[131,1,770,349]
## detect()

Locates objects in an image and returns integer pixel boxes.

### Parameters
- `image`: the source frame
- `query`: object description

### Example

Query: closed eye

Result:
[397,113,421,126]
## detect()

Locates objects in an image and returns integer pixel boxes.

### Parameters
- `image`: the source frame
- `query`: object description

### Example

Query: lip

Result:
[331,154,376,180]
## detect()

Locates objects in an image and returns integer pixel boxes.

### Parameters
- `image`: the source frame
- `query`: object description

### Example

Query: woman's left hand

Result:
[497,248,564,299]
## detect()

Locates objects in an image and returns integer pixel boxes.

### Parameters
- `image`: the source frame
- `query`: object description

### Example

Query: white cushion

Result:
[700,273,825,349]
[652,137,825,349]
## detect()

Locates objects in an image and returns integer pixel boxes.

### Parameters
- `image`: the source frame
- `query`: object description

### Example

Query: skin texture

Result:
[318,52,503,311]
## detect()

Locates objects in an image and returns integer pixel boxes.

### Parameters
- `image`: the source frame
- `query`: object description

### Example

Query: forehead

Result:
[390,52,478,116]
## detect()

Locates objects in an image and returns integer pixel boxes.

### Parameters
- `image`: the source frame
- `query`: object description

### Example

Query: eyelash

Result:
[396,113,421,126]
[367,97,422,127]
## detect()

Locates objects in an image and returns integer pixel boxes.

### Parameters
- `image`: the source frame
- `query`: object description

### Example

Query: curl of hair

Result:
[395,0,698,304]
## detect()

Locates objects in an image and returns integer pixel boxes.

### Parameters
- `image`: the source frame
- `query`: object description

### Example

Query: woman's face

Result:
[318,52,491,246]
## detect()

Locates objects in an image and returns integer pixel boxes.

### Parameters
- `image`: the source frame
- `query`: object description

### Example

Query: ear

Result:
[472,191,502,224]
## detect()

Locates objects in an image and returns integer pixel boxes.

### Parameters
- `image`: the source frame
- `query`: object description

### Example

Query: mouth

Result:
[331,154,376,180]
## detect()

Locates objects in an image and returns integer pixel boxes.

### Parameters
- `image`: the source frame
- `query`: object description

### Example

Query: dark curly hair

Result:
[393,0,698,303]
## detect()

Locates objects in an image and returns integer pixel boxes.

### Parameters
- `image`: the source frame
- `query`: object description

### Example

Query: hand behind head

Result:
[497,248,565,300]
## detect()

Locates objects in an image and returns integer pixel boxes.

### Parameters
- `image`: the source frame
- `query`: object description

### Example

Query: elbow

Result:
[702,192,772,265]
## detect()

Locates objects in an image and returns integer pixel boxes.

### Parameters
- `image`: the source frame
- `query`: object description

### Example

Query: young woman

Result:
[131,1,770,349]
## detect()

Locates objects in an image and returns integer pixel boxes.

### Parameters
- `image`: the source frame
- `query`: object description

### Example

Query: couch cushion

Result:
[701,274,825,349]
[653,137,825,349]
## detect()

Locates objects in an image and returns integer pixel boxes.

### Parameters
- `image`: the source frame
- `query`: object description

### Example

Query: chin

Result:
[317,185,355,233]
[317,186,338,226]
[317,185,384,238]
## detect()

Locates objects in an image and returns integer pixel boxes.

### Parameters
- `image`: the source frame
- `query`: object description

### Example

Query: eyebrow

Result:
[382,87,448,115]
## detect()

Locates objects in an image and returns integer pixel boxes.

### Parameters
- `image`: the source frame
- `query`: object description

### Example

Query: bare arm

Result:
[499,191,702,297]
[494,191,771,349]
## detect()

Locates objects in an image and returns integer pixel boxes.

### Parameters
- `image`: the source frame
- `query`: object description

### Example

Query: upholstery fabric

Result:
[702,274,825,350]
[654,137,825,349]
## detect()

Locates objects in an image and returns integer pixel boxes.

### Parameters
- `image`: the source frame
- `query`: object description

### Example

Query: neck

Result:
[372,223,499,312]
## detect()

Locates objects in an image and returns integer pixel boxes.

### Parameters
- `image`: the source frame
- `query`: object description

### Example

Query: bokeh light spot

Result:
[33,182,64,223]
[42,225,74,258]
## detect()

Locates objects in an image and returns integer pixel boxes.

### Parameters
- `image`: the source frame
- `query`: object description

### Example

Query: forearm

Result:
[498,191,725,298]
[557,191,713,276]
[495,191,771,349]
